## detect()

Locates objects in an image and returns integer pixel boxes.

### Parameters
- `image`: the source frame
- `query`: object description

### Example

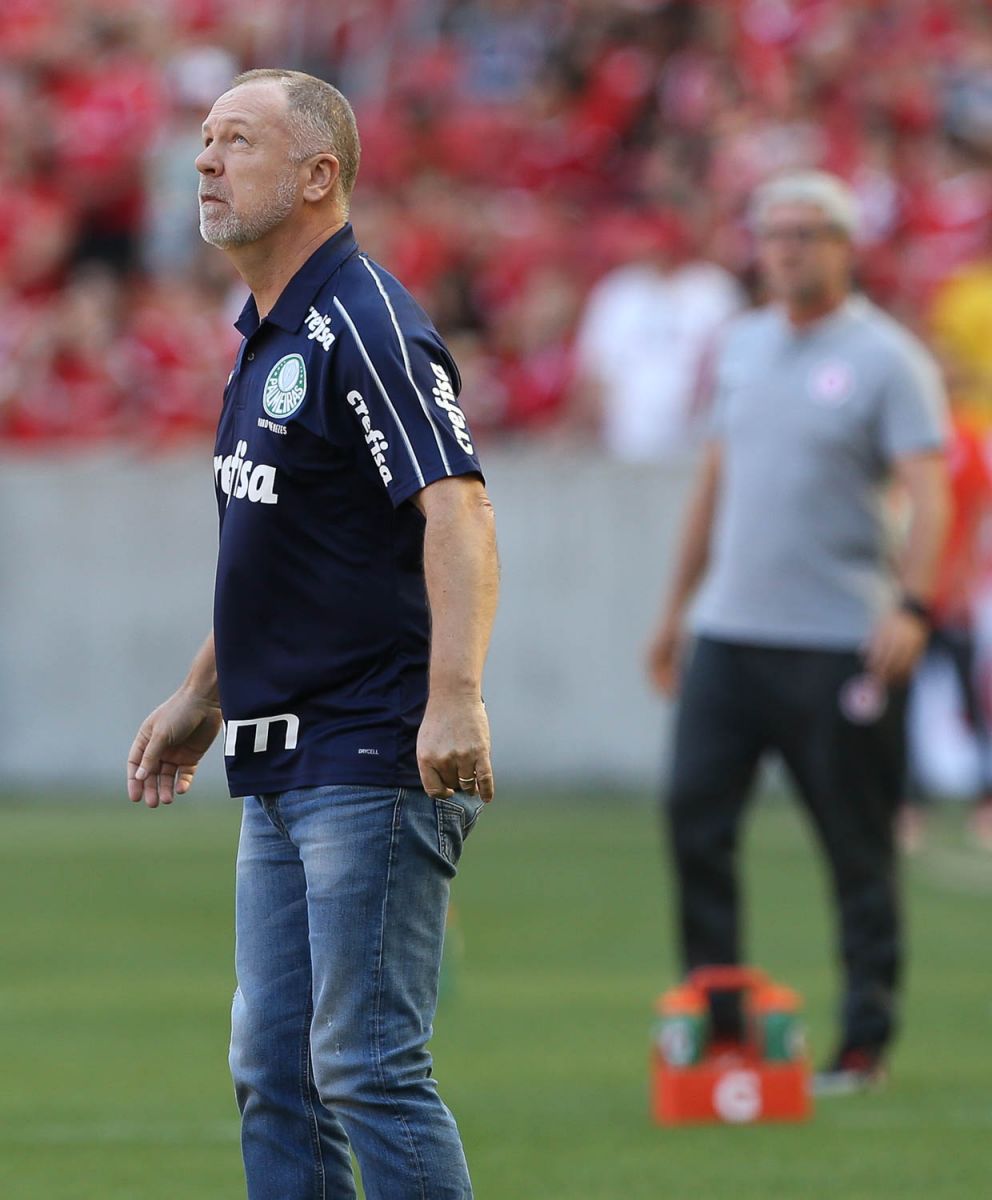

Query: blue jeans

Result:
[229,785,483,1199]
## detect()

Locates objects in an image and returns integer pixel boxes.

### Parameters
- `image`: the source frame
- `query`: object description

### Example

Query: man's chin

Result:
[200,221,248,249]
[777,282,827,306]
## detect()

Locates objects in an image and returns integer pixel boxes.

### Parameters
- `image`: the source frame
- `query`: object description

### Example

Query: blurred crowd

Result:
[5,0,992,450]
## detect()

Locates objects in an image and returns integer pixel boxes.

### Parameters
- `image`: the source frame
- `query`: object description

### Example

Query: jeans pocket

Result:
[435,795,484,869]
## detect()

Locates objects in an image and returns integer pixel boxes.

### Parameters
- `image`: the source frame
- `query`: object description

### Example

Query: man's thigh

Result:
[669,637,766,805]
[282,785,482,1067]
[775,651,907,855]
[231,796,315,1105]
[234,795,311,1012]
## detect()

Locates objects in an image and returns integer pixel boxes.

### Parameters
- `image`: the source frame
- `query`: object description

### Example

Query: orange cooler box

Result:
[650,966,813,1125]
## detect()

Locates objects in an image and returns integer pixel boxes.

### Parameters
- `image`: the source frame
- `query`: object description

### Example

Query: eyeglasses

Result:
[758,225,846,244]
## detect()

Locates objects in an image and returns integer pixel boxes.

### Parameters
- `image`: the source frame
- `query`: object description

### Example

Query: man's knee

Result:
[229,987,304,1103]
[310,1036,432,1113]
[667,776,731,867]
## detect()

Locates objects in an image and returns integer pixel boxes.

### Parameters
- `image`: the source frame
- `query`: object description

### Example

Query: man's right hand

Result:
[127,689,223,808]
[647,616,684,697]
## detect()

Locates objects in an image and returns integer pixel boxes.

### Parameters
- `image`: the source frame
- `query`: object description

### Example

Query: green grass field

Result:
[0,790,989,1199]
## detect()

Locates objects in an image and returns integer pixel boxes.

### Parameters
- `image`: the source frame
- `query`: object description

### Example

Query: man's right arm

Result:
[126,633,223,809]
[646,442,722,696]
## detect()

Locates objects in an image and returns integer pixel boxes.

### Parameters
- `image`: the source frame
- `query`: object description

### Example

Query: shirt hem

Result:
[225,765,423,799]
[692,621,868,652]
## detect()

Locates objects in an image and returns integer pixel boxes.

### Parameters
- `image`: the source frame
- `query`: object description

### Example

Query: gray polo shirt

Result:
[692,296,948,650]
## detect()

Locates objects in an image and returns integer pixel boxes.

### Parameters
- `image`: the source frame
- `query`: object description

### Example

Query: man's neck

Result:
[228,218,347,319]
[784,289,849,331]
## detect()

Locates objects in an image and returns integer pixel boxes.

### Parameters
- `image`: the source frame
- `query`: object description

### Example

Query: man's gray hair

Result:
[750,170,859,238]
[230,68,361,210]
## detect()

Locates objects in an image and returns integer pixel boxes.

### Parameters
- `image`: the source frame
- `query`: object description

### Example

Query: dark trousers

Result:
[666,636,907,1052]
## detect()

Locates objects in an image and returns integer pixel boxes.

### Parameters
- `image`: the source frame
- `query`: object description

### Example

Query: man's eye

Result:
[233,134,249,144]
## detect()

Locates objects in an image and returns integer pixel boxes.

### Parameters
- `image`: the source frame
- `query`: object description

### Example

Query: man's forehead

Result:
[762,201,833,227]
[203,81,289,130]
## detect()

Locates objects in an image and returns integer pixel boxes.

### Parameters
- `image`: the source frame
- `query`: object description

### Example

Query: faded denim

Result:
[229,784,482,1199]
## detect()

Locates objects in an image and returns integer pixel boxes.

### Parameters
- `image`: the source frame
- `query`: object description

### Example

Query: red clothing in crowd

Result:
[932,419,992,626]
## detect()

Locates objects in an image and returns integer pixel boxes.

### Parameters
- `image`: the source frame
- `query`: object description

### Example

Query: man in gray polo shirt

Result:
[647,171,950,1094]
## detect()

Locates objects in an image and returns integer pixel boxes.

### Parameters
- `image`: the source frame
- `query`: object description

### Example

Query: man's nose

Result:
[196,146,220,175]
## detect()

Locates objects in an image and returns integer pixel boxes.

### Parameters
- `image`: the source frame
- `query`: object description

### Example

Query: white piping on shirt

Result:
[333,297,426,489]
[358,256,453,476]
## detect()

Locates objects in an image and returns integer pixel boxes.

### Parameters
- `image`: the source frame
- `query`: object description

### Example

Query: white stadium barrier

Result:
[0,445,695,793]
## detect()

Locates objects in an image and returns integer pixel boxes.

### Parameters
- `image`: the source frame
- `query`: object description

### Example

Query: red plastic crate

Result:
[650,967,813,1125]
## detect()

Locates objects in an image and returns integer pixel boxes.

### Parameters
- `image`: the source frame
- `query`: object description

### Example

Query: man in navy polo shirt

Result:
[126,69,498,1200]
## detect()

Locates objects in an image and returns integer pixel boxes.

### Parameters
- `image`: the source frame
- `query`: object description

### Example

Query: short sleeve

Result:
[329,265,483,507]
[877,338,949,463]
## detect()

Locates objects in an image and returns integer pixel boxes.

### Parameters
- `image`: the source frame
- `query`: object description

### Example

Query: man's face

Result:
[196,82,301,249]
[756,201,852,306]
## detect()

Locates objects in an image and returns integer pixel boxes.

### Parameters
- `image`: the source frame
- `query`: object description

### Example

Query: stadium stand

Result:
[3,0,992,449]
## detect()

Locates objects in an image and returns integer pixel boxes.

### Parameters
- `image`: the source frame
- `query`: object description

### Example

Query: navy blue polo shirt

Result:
[212,223,482,797]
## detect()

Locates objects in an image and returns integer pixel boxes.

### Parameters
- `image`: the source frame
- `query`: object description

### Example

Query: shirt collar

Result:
[234,222,359,338]
[774,293,863,340]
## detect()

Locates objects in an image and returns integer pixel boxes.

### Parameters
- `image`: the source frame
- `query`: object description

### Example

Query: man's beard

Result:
[776,273,830,308]
[199,170,298,248]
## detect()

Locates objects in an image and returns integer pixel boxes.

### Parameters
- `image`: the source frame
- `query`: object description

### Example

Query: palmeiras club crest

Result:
[262,353,308,419]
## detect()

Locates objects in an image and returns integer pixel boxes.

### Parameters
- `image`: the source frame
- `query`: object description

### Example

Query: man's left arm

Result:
[866,451,950,683]
[413,475,499,802]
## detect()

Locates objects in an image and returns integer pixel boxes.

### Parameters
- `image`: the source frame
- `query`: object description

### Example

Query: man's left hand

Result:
[417,694,494,803]
[865,608,929,684]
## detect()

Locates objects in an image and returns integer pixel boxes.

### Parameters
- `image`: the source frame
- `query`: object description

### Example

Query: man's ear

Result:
[302,153,341,205]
